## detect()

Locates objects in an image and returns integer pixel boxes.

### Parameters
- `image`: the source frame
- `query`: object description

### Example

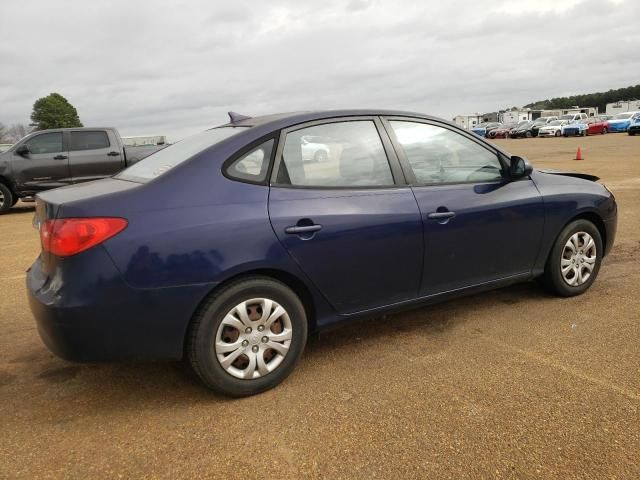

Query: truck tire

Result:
[0,183,14,214]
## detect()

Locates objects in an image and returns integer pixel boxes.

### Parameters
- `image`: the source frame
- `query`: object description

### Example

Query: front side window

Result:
[226,139,273,183]
[25,132,63,154]
[118,127,245,182]
[70,131,110,151]
[275,121,394,187]
[389,121,503,184]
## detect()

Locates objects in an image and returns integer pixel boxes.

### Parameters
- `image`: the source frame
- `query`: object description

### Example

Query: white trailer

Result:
[606,100,640,116]
[121,135,167,146]
[453,114,482,129]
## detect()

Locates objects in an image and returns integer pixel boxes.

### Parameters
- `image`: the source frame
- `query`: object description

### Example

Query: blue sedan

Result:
[27,110,617,396]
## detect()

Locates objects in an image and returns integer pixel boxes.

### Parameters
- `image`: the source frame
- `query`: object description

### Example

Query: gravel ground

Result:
[1,134,639,479]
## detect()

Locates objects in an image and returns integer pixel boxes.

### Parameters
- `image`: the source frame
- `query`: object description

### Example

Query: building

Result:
[606,100,640,115]
[121,135,167,146]
[501,110,535,124]
[453,114,482,129]
[481,112,500,122]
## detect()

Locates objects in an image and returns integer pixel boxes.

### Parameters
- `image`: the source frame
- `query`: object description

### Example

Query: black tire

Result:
[602,127,607,134]
[526,131,532,138]
[187,276,308,396]
[314,150,328,162]
[582,130,587,137]
[0,183,14,214]
[543,219,603,297]
[555,131,561,137]
[630,131,635,136]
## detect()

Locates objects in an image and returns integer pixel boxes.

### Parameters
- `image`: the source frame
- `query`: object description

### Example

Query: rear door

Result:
[268,117,423,315]
[384,118,544,296]
[68,130,122,183]
[12,131,71,191]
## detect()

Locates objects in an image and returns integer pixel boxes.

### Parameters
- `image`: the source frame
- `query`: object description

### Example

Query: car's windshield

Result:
[548,120,563,126]
[559,115,575,120]
[117,127,246,182]
[613,113,633,119]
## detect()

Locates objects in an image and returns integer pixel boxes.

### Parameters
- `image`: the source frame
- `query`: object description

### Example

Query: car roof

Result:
[218,109,444,129]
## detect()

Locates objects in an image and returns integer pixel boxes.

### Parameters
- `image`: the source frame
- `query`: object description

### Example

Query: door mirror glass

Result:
[510,156,532,178]
[16,144,30,156]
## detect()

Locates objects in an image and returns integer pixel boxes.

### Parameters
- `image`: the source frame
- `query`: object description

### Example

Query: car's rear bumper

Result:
[27,247,212,362]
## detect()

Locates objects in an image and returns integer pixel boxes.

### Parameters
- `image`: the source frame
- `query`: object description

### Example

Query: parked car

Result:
[538,120,570,137]
[471,122,502,137]
[509,121,536,138]
[586,117,609,135]
[487,123,518,139]
[598,115,613,121]
[0,128,166,213]
[559,113,589,124]
[628,117,640,136]
[562,122,589,137]
[530,117,559,137]
[607,111,640,133]
[300,135,330,162]
[27,109,617,396]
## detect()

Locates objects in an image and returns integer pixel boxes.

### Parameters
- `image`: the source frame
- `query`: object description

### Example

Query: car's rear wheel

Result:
[526,131,532,138]
[555,131,561,137]
[0,183,14,214]
[543,219,603,297]
[187,277,308,396]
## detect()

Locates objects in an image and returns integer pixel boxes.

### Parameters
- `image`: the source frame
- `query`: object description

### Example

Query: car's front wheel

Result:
[187,277,308,396]
[555,131,561,137]
[543,219,603,297]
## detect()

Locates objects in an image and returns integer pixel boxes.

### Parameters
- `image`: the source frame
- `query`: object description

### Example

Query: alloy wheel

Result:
[215,298,292,379]
[561,232,597,286]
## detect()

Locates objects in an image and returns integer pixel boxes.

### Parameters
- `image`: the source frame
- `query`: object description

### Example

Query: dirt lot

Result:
[1,134,639,479]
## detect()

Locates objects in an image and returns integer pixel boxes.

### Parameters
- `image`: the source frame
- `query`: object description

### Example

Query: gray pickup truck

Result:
[0,127,165,213]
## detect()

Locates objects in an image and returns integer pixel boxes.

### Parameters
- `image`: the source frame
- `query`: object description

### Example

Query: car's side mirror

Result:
[16,144,30,156]
[510,155,532,178]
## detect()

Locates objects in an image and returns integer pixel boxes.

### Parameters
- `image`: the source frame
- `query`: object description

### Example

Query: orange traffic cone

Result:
[574,147,583,160]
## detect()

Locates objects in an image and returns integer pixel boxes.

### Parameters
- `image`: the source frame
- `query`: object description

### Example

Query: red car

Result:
[586,118,609,135]
[487,124,517,139]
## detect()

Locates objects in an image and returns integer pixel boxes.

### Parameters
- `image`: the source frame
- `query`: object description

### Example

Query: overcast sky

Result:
[1,0,638,141]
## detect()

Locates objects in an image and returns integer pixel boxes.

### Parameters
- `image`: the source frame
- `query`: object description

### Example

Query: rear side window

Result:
[275,121,394,187]
[118,127,246,182]
[226,139,274,183]
[25,132,63,154]
[70,131,110,151]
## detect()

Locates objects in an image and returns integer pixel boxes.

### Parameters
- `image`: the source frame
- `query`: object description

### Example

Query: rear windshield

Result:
[117,127,246,182]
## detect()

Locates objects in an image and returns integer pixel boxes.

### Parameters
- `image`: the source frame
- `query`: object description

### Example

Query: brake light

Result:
[40,218,128,257]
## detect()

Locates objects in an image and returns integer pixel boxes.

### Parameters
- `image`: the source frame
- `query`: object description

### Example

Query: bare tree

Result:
[1,123,32,143]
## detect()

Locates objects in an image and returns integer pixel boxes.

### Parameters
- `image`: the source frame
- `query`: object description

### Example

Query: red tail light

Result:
[40,218,128,257]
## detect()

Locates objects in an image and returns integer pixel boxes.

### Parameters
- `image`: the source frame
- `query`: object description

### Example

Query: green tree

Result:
[30,93,83,130]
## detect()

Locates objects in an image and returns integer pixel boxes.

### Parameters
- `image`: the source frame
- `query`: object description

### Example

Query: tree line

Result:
[523,84,640,112]
[0,93,82,144]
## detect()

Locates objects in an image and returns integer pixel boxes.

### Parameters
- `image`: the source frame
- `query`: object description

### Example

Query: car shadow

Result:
[4,204,36,215]
[21,281,550,412]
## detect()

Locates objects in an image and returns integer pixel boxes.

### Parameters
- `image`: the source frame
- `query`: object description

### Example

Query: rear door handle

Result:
[107,151,120,157]
[53,155,67,160]
[285,225,322,234]
[427,211,456,220]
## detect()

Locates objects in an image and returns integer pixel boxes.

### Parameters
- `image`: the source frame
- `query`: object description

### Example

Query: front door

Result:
[268,118,423,315]
[385,119,544,296]
[12,131,70,192]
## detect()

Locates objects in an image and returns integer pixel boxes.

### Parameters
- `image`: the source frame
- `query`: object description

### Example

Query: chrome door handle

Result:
[427,211,456,220]
[284,225,322,234]
[53,155,68,160]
